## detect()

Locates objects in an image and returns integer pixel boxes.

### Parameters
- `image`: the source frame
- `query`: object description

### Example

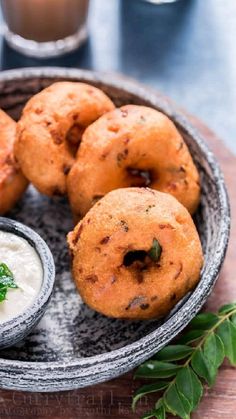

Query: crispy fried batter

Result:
[68,105,200,218]
[0,109,28,215]
[68,188,203,320]
[14,82,115,196]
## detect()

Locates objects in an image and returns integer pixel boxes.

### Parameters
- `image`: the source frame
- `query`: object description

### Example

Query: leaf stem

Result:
[157,306,236,414]
[189,306,236,358]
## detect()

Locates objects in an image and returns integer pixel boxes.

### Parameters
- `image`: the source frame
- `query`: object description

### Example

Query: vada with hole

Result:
[67,188,203,320]
[14,81,115,196]
[0,109,28,215]
[67,105,200,219]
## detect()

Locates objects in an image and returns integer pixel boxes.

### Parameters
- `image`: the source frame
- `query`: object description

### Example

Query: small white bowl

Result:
[0,217,55,349]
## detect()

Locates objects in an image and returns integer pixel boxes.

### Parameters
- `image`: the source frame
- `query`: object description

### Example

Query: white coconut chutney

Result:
[0,231,43,323]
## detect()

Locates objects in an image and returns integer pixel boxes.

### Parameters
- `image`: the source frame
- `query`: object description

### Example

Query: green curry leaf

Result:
[133,302,236,418]
[148,239,162,262]
[0,262,18,302]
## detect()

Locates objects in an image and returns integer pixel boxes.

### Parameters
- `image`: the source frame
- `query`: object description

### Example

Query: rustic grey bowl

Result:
[0,67,230,392]
[0,217,55,350]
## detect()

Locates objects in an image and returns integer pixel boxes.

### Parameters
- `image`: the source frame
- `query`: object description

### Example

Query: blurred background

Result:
[0,0,235,153]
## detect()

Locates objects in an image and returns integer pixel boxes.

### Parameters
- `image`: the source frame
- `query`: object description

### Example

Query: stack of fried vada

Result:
[1,80,203,320]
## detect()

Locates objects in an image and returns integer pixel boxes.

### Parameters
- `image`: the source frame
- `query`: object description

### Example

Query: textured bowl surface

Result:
[0,217,55,349]
[0,67,230,392]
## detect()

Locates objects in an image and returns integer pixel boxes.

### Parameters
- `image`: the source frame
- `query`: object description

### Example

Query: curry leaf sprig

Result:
[0,263,18,302]
[132,303,236,419]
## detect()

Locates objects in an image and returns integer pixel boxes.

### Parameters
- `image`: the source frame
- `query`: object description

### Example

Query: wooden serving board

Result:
[0,103,235,419]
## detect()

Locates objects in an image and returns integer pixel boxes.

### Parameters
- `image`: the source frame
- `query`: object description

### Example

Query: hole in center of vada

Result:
[123,250,147,267]
[66,124,85,156]
[127,168,152,187]
[123,250,150,283]
[123,239,162,271]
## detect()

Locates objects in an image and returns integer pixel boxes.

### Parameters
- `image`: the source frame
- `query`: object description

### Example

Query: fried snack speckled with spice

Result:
[0,109,28,215]
[67,105,200,219]
[67,188,203,320]
[14,81,115,197]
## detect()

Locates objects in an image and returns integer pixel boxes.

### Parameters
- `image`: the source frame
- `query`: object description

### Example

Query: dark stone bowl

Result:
[0,67,230,392]
[0,217,55,349]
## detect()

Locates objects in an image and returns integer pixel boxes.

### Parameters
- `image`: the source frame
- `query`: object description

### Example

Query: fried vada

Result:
[68,105,200,218]
[14,81,115,196]
[0,109,28,215]
[67,188,203,320]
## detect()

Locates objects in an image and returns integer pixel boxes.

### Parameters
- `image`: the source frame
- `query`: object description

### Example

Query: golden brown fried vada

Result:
[68,188,203,320]
[68,105,200,218]
[14,82,115,196]
[0,109,28,215]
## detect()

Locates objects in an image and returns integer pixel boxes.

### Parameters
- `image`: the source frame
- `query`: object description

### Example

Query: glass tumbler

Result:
[0,0,90,58]
[143,0,180,3]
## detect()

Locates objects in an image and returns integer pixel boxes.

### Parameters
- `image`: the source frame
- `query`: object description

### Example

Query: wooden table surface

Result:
[0,110,235,419]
